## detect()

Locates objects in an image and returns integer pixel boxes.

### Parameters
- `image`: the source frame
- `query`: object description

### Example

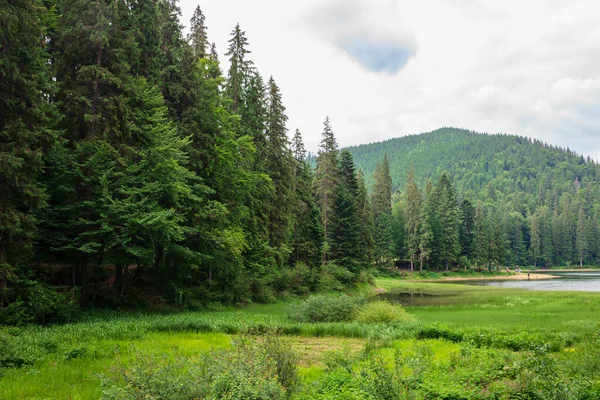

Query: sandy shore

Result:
[410,273,560,282]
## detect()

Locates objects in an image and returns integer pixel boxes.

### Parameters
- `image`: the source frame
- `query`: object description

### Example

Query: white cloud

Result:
[180,0,600,158]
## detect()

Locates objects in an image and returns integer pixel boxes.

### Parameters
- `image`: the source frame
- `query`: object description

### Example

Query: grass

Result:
[2,278,600,398]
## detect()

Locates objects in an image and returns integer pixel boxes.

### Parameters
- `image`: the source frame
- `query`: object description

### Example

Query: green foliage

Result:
[286,294,364,323]
[354,301,414,324]
[0,281,79,326]
[101,337,290,400]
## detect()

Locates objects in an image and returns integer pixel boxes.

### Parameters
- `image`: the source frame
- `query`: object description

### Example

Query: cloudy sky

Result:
[180,0,600,159]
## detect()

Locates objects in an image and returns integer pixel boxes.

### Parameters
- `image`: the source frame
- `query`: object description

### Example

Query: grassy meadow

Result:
[1,278,600,399]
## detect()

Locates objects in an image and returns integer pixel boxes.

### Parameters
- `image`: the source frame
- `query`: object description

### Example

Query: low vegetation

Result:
[1,279,600,398]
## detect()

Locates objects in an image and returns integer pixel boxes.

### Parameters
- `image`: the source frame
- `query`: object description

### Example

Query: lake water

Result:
[379,271,600,306]
[463,271,600,292]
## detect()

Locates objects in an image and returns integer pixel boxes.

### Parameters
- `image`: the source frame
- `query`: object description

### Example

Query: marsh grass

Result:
[2,278,600,399]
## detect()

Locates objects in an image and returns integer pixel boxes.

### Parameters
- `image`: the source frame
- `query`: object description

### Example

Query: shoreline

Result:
[408,273,560,282]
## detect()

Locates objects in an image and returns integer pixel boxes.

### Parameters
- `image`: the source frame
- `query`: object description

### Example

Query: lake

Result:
[463,271,600,292]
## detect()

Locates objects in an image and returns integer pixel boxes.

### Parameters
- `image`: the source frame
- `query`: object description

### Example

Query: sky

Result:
[179,0,600,160]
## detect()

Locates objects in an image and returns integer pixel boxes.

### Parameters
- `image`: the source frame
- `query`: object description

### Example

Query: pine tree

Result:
[315,117,339,262]
[0,0,53,295]
[404,167,421,271]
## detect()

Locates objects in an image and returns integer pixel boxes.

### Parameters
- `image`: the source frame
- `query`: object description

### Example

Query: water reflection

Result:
[378,291,456,306]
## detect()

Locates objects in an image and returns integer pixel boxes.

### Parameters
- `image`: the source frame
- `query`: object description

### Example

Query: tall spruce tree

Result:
[356,170,375,268]
[265,77,294,266]
[371,155,394,268]
[329,150,361,275]
[188,5,208,58]
[224,23,252,112]
[315,117,339,262]
[435,173,460,270]
[290,130,323,272]
[404,167,421,271]
[0,0,53,295]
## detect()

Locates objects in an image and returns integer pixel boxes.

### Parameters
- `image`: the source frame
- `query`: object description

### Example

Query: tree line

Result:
[0,0,395,316]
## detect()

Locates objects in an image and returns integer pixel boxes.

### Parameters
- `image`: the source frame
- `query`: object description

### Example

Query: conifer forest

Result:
[4,1,600,399]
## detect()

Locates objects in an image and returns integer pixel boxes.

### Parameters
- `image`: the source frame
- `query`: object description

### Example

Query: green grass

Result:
[2,278,600,399]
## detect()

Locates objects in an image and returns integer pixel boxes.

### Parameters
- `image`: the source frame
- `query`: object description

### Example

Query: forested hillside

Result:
[346,128,600,270]
[348,128,599,198]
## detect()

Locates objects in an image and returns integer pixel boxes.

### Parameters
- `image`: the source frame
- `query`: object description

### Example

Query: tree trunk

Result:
[410,254,414,271]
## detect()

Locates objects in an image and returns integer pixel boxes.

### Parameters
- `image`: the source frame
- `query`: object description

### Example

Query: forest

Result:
[2,0,600,327]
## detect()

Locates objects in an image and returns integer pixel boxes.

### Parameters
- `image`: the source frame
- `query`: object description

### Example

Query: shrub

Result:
[0,282,80,326]
[286,294,364,323]
[101,338,289,400]
[354,301,414,324]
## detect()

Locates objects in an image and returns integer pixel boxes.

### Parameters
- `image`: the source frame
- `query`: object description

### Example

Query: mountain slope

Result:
[347,127,599,203]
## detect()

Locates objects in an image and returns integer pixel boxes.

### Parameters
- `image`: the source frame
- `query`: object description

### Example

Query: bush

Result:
[0,282,80,326]
[354,301,414,324]
[102,338,289,400]
[286,294,364,323]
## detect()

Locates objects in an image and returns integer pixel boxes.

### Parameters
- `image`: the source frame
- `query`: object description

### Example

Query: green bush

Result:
[354,301,414,324]
[101,338,290,400]
[286,294,364,323]
[0,282,80,326]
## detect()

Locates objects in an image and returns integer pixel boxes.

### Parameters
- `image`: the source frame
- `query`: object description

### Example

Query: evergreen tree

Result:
[473,201,487,269]
[371,153,392,217]
[371,155,394,268]
[435,173,460,270]
[404,167,421,270]
[329,151,362,275]
[188,5,208,58]
[0,0,53,295]
[265,77,294,267]
[290,130,323,272]
[357,170,375,268]
[315,117,338,262]
[225,23,252,112]
[130,0,163,82]
[576,207,588,267]
[459,200,475,259]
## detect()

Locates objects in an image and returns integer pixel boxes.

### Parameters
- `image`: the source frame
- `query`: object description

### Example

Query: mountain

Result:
[347,127,599,204]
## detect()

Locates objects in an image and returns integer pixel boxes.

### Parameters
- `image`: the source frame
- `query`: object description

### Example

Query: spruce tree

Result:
[356,170,375,268]
[404,167,421,270]
[435,173,460,270]
[329,151,361,275]
[576,207,588,267]
[315,117,339,262]
[371,155,394,268]
[188,5,208,58]
[225,23,252,112]
[265,77,294,266]
[0,0,53,294]
[473,202,487,269]
[290,130,323,272]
